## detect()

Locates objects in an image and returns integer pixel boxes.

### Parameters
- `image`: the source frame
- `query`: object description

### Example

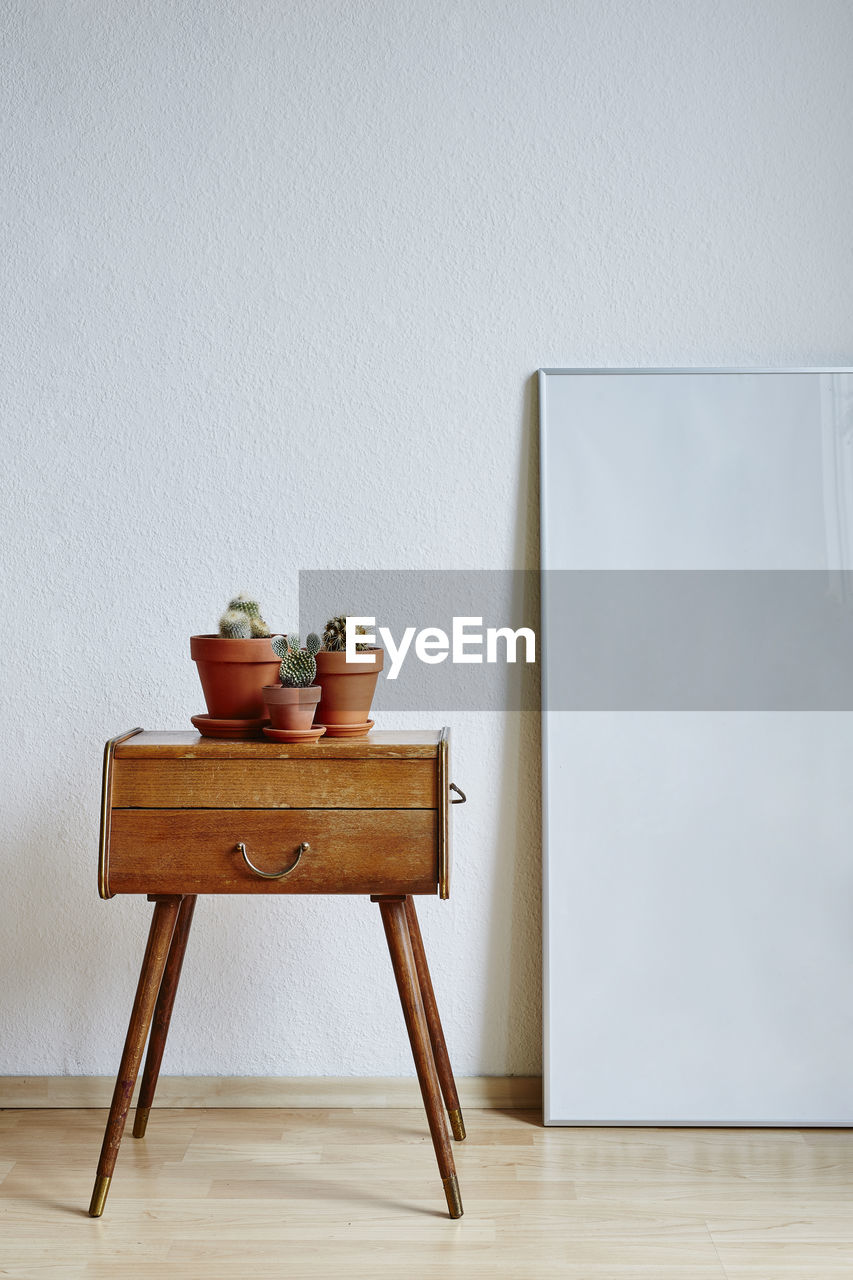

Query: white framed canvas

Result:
[540,367,853,1125]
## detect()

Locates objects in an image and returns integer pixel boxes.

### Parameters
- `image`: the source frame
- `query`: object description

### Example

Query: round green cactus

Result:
[271,632,322,687]
[322,615,371,652]
[219,594,271,638]
[322,616,346,651]
[228,594,261,620]
[219,609,252,639]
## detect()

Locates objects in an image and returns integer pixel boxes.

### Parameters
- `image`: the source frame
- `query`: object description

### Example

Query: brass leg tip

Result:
[132,1106,150,1139]
[449,1108,466,1141]
[443,1173,463,1219]
[88,1175,111,1217]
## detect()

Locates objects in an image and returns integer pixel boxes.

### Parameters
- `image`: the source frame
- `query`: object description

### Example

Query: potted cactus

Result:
[190,595,281,725]
[262,633,323,731]
[314,615,384,732]
[217,594,272,639]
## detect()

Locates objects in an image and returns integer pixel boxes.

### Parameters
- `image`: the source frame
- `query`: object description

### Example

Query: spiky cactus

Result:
[226,594,271,637]
[228,593,261,620]
[322,615,372,653]
[218,609,252,639]
[272,633,322,687]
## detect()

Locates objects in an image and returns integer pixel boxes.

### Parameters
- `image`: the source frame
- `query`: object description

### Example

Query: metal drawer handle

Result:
[450,783,466,804]
[237,841,308,880]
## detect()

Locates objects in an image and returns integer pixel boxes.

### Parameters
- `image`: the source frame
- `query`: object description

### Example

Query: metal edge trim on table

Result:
[438,726,450,900]
[99,728,144,900]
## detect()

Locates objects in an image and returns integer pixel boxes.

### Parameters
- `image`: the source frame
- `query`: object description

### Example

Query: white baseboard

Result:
[0,1075,541,1110]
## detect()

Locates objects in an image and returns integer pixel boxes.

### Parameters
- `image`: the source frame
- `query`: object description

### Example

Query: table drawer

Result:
[105,809,437,895]
[111,759,436,809]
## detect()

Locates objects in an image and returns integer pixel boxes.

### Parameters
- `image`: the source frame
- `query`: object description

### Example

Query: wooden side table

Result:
[89,727,467,1219]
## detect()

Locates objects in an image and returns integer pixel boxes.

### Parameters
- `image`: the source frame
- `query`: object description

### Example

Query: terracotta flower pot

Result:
[190,634,281,720]
[262,684,321,731]
[314,648,384,726]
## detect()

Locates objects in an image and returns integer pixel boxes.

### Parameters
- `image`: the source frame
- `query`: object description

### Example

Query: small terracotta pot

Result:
[190,634,281,720]
[314,648,384,726]
[262,684,321,730]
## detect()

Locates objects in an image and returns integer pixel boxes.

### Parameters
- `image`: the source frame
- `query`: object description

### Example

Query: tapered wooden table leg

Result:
[403,895,465,1141]
[375,895,463,1219]
[88,896,182,1217]
[133,894,197,1139]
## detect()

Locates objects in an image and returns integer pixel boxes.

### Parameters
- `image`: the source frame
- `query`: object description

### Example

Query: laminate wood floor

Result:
[2,1108,852,1278]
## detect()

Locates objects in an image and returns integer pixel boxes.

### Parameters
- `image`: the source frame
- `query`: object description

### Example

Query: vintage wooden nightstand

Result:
[89,727,467,1219]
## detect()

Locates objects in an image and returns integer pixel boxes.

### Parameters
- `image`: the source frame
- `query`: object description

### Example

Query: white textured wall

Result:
[1,0,851,1076]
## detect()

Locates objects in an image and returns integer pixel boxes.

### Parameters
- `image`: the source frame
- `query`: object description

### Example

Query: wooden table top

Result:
[114,729,444,760]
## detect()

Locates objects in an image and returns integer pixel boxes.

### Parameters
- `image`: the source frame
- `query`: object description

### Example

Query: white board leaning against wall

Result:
[540,367,853,1126]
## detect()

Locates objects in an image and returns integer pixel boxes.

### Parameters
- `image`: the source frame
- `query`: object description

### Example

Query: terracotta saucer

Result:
[262,725,327,743]
[191,713,269,740]
[319,719,374,739]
